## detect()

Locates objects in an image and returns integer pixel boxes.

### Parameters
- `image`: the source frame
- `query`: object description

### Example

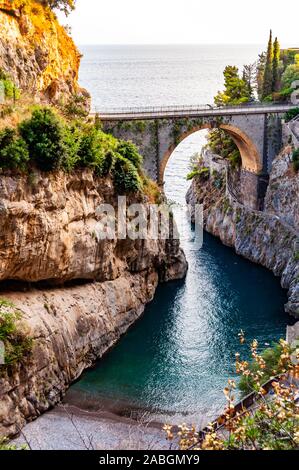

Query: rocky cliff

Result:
[0,0,88,104]
[0,171,187,437]
[186,147,299,318]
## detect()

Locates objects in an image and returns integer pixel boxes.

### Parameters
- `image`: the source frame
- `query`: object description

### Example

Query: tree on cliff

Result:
[256,52,266,100]
[242,63,256,100]
[211,66,250,169]
[272,37,281,92]
[262,30,274,99]
[42,0,76,15]
[214,66,251,106]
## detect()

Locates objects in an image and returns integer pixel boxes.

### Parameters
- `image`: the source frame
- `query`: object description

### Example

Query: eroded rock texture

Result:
[186,147,299,318]
[0,171,187,437]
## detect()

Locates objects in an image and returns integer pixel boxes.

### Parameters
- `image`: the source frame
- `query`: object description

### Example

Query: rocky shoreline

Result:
[186,146,299,318]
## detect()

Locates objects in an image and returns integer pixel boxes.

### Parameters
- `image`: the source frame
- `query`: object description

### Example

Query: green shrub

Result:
[229,149,242,168]
[61,123,82,172]
[0,69,20,101]
[77,125,102,168]
[0,128,29,171]
[94,113,102,130]
[62,94,89,119]
[186,167,210,181]
[1,106,145,192]
[292,148,299,172]
[1,80,21,101]
[285,107,299,122]
[19,108,66,172]
[76,125,119,176]
[116,140,143,169]
[94,150,115,177]
[0,438,27,450]
[0,299,33,367]
[112,154,142,193]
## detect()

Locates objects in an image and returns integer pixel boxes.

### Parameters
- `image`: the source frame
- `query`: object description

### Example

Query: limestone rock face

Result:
[0,170,187,437]
[186,148,299,318]
[264,147,299,231]
[0,170,187,283]
[0,273,158,437]
[0,0,89,105]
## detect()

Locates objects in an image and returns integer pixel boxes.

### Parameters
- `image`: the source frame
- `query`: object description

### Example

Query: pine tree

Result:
[214,66,251,106]
[262,30,274,100]
[256,52,266,100]
[272,37,281,92]
[242,63,256,100]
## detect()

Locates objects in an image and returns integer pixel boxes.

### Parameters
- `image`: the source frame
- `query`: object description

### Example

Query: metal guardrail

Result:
[91,102,294,119]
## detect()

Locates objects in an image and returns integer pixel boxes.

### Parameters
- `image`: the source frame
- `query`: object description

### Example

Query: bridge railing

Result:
[92,102,294,116]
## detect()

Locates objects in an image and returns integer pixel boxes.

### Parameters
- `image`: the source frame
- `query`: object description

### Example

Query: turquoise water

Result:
[72,231,290,423]
[72,46,293,424]
[71,130,292,423]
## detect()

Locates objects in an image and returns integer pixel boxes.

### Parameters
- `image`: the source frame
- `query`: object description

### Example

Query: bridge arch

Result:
[159,123,262,183]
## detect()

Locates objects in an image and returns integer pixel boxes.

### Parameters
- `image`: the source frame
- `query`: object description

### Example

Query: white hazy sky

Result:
[58,0,299,46]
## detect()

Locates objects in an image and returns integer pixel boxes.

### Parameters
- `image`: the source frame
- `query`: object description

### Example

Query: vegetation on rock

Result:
[0,299,32,367]
[0,68,20,102]
[214,65,252,106]
[285,107,299,122]
[0,127,29,171]
[292,148,299,172]
[42,0,76,15]
[206,129,241,169]
[205,31,299,167]
[0,106,144,193]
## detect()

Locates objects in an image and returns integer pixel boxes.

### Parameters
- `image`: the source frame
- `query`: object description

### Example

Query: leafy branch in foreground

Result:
[164,338,299,450]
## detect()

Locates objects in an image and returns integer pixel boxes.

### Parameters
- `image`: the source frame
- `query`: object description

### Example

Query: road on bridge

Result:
[91,103,295,121]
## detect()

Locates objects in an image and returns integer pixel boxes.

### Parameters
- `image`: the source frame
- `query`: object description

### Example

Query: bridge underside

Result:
[102,113,283,210]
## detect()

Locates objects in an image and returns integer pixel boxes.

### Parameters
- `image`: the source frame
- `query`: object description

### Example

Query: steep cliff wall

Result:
[0,171,187,437]
[186,147,299,318]
[0,170,186,283]
[0,0,88,104]
[264,147,299,231]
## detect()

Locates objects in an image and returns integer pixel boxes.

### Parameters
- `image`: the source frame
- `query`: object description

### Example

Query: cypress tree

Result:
[262,30,274,100]
[272,37,280,92]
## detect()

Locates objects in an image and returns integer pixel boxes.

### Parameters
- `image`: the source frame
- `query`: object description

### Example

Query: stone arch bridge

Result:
[97,104,293,209]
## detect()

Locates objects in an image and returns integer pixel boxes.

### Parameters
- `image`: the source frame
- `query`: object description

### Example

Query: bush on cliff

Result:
[112,154,142,193]
[187,166,210,181]
[0,438,26,451]
[0,128,29,171]
[19,108,66,172]
[95,150,115,177]
[0,69,21,102]
[116,140,143,169]
[284,107,299,122]
[0,107,144,193]
[292,148,299,172]
[0,299,33,367]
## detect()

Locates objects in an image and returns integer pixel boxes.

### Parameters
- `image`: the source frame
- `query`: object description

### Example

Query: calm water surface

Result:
[71,45,293,423]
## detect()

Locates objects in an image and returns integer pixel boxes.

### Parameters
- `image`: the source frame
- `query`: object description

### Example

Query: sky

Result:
[58,0,299,46]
